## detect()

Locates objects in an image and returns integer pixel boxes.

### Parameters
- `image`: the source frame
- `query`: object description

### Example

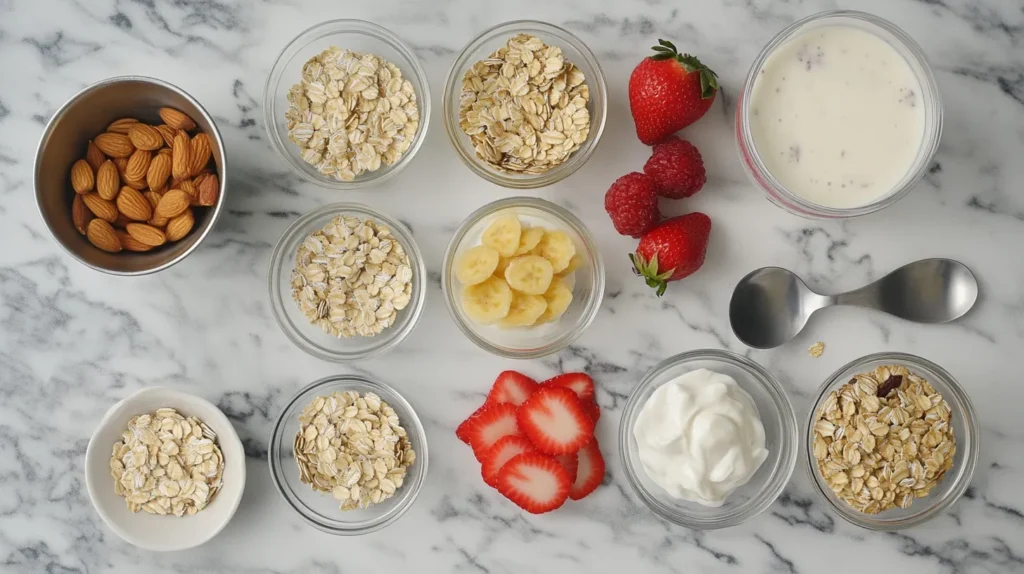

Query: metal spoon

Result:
[729,259,978,349]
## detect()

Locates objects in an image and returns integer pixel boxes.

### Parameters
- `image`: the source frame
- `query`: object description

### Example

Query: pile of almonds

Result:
[70,107,220,253]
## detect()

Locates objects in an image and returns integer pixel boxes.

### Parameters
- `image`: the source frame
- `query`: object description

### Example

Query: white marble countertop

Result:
[1,0,1022,572]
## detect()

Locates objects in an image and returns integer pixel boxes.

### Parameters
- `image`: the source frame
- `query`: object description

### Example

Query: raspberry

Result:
[604,172,660,238]
[643,136,706,199]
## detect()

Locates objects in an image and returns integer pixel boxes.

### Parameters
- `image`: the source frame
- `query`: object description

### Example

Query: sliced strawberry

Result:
[460,403,522,461]
[569,437,605,500]
[555,452,579,484]
[481,435,536,488]
[485,370,539,407]
[456,404,489,445]
[582,400,601,422]
[516,386,595,455]
[543,373,595,402]
[495,452,571,514]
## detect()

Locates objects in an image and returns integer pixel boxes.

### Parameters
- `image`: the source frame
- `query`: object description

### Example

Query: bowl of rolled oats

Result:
[268,203,426,361]
[442,21,608,188]
[268,375,427,535]
[84,387,246,551]
[806,352,979,530]
[264,20,430,189]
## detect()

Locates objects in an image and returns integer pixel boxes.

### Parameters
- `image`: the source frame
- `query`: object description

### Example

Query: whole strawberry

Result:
[644,136,706,198]
[604,172,660,238]
[629,212,711,296]
[629,40,719,145]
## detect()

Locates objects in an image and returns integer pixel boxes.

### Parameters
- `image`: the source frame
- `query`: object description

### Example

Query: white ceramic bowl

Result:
[84,387,246,551]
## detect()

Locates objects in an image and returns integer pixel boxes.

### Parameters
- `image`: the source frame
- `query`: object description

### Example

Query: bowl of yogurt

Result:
[618,349,798,529]
[736,10,942,218]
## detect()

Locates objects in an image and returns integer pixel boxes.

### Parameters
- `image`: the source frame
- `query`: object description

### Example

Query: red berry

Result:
[643,136,706,198]
[541,373,595,402]
[629,212,712,296]
[485,370,538,407]
[481,435,536,488]
[554,452,579,484]
[457,403,522,462]
[516,386,595,455]
[569,437,605,500]
[604,172,660,238]
[629,40,719,145]
[495,453,571,514]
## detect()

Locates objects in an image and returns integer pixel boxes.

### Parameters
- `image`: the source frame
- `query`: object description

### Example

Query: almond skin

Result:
[159,107,197,131]
[172,130,190,181]
[126,223,167,247]
[166,208,194,242]
[70,159,94,194]
[128,123,164,151]
[188,133,212,176]
[94,132,135,158]
[115,230,153,252]
[106,118,138,134]
[72,194,93,235]
[180,179,200,205]
[156,189,190,218]
[82,193,118,223]
[156,125,177,148]
[87,219,122,252]
[116,186,153,221]
[96,160,121,200]
[113,212,133,229]
[197,173,219,207]
[125,149,152,183]
[147,152,172,192]
[145,191,169,227]
[85,140,106,171]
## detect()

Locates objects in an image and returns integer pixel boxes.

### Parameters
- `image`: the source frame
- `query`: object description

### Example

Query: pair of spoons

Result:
[729,259,978,349]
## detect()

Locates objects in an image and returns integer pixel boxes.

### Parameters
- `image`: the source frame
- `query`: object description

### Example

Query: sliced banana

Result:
[498,292,548,328]
[533,230,576,273]
[481,215,522,257]
[456,245,500,285]
[462,276,513,324]
[494,256,512,277]
[514,227,545,255]
[504,255,553,295]
[559,254,585,276]
[538,277,573,323]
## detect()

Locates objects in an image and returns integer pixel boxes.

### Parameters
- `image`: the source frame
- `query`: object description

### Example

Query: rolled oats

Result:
[294,391,415,511]
[109,408,225,517]
[285,47,420,181]
[458,34,591,174]
[811,365,955,514]
[291,215,414,338]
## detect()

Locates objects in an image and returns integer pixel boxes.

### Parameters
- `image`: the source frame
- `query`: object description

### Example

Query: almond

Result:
[94,132,135,158]
[72,194,93,235]
[106,117,138,134]
[85,140,106,171]
[116,186,152,221]
[86,219,122,252]
[82,193,118,223]
[156,189,190,218]
[145,191,169,227]
[159,107,196,131]
[114,157,129,177]
[128,123,164,151]
[172,130,190,181]
[166,208,194,242]
[156,125,177,148]
[125,149,152,182]
[197,173,219,207]
[70,159,94,194]
[96,160,121,200]
[126,223,167,247]
[180,179,200,205]
[188,133,212,176]
[113,212,133,229]
[115,229,153,252]
[147,152,172,192]
[123,176,147,191]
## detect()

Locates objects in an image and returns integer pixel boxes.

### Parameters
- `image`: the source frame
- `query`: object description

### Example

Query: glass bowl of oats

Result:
[268,203,427,361]
[806,352,979,530]
[264,20,431,189]
[268,374,428,535]
[442,21,608,188]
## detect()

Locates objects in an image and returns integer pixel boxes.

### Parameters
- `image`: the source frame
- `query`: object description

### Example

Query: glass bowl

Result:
[735,10,942,218]
[268,375,428,535]
[442,20,608,188]
[619,350,798,530]
[267,203,426,361]
[805,352,979,530]
[441,197,604,359]
[264,20,431,189]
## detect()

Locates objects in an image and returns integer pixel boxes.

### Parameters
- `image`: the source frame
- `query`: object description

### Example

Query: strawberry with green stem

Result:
[629,39,719,145]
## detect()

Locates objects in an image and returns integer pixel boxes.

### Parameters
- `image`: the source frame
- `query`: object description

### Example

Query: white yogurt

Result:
[748,25,926,209]
[633,368,768,507]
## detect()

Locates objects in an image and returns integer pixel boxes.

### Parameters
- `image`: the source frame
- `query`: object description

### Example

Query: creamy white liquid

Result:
[749,25,926,209]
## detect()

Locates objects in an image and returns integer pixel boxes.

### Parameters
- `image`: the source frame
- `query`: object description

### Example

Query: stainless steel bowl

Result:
[35,76,227,275]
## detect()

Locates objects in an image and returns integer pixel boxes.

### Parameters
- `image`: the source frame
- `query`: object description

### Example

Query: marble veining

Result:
[1,0,1023,572]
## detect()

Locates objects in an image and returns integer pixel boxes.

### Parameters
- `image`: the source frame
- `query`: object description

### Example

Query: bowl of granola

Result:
[806,352,979,530]
[264,20,430,189]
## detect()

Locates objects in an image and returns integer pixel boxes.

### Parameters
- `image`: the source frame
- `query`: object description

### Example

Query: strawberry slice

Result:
[485,370,539,406]
[516,386,595,455]
[459,403,522,461]
[481,435,536,487]
[582,400,601,422]
[543,373,595,402]
[569,437,606,500]
[456,404,489,445]
[555,452,579,484]
[495,452,571,514]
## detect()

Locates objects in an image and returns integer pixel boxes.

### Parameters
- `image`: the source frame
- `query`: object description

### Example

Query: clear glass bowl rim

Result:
[440,196,605,359]
[618,349,799,529]
[804,351,980,530]
[267,374,429,535]
[263,18,431,189]
[267,202,427,361]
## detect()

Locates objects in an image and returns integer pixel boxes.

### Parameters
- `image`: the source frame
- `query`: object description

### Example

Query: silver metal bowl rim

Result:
[34,75,228,276]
